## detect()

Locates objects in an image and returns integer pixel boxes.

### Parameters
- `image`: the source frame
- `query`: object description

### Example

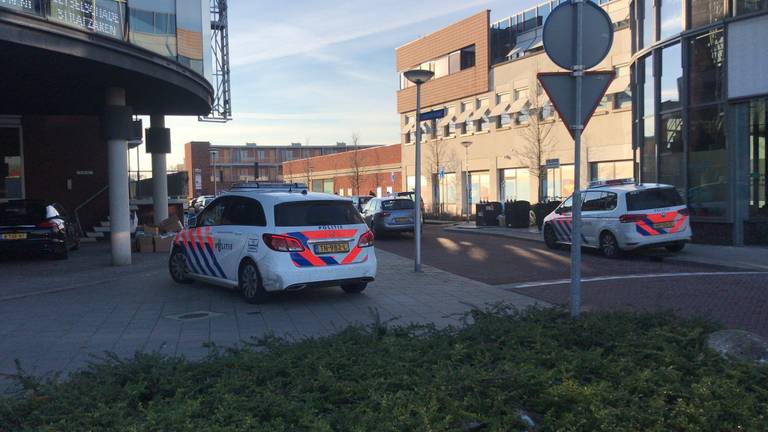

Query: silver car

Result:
[361,197,417,238]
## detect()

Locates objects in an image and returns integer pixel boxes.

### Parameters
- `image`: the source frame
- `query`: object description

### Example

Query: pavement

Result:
[444,222,768,271]
[0,243,540,392]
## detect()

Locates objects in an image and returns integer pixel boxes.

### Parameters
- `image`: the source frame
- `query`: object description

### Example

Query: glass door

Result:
[0,127,23,202]
[749,98,767,218]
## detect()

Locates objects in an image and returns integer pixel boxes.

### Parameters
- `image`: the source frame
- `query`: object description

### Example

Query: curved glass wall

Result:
[0,0,207,77]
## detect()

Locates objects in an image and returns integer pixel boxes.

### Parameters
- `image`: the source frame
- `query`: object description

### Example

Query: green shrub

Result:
[1,307,767,431]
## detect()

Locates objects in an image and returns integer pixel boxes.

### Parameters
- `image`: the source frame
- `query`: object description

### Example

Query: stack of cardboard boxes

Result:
[134,216,183,253]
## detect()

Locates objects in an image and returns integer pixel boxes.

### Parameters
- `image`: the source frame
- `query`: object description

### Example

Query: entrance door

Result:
[748,98,767,218]
[0,126,23,202]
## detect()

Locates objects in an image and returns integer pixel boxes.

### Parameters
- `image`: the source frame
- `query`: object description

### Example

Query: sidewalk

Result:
[446,223,768,271]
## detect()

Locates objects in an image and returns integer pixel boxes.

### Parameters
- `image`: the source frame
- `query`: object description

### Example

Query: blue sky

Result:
[162,0,533,167]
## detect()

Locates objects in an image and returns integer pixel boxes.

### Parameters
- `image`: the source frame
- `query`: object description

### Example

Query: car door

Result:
[216,196,267,282]
[184,196,228,280]
[362,199,377,227]
[580,191,604,246]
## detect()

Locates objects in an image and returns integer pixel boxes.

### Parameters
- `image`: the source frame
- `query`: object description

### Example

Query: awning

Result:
[606,75,630,94]
[455,109,473,123]
[401,122,415,134]
[608,7,629,24]
[489,102,510,117]
[437,113,455,127]
[469,107,491,121]
[529,38,543,50]
[508,94,530,113]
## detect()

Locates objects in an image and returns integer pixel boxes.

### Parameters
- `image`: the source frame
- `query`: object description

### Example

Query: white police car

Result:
[168,183,377,303]
[542,179,692,257]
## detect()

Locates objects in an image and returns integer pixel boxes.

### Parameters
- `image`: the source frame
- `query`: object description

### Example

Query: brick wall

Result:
[184,141,213,196]
[396,10,490,113]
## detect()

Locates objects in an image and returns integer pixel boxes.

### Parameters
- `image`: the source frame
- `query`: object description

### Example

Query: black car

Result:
[0,200,79,259]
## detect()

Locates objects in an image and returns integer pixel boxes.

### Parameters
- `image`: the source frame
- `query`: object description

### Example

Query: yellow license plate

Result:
[654,222,674,229]
[1,233,27,240]
[395,217,411,224]
[315,242,349,254]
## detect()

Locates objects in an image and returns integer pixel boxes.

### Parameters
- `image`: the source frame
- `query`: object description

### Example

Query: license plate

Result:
[395,217,411,224]
[654,222,674,229]
[315,242,349,254]
[1,233,27,240]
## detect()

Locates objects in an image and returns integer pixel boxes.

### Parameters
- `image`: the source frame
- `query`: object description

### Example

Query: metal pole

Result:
[570,0,585,319]
[414,83,423,273]
[466,146,470,223]
[212,153,218,196]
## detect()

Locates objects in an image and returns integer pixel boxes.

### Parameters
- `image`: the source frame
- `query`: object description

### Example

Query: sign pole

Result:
[570,0,584,319]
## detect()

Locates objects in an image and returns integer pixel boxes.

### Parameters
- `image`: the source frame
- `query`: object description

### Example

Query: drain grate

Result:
[165,310,223,321]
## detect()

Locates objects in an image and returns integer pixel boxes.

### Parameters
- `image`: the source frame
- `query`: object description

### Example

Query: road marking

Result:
[506,271,768,289]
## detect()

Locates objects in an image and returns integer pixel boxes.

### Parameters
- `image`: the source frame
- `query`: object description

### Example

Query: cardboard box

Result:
[136,236,154,253]
[154,236,174,253]
[143,226,160,236]
[158,216,183,234]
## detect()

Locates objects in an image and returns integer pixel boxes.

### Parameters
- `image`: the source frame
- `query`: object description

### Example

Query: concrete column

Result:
[149,114,169,224]
[105,87,132,266]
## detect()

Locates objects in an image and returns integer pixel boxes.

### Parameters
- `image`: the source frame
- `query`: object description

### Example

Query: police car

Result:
[541,179,692,257]
[168,183,377,303]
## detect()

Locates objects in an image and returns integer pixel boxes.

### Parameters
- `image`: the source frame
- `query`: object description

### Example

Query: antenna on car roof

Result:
[229,182,308,192]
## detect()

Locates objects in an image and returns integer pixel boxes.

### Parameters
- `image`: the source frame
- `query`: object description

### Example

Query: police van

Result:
[541,179,692,257]
[168,183,377,303]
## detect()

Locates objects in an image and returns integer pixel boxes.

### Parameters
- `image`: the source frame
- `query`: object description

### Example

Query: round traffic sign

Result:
[542,0,614,70]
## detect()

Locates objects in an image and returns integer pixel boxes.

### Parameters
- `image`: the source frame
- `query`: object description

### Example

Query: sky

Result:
[151,0,535,169]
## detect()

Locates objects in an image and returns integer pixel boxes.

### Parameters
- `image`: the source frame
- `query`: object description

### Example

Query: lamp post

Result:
[209,150,219,196]
[461,140,473,223]
[404,68,434,273]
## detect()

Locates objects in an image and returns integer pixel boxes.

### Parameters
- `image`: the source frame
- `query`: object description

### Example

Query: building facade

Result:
[184,141,377,196]
[282,144,402,197]
[1,0,217,265]
[397,1,634,217]
[631,0,768,244]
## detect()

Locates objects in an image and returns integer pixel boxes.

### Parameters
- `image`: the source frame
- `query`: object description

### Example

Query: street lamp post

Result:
[461,140,473,223]
[209,150,219,196]
[404,69,434,273]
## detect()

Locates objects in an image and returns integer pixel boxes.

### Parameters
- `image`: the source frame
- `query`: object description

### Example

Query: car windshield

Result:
[626,188,684,211]
[275,200,365,226]
[0,201,50,225]
[382,199,415,210]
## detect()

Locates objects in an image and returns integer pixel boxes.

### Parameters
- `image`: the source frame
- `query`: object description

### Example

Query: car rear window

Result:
[274,201,365,227]
[382,200,414,210]
[0,201,48,225]
[626,188,684,211]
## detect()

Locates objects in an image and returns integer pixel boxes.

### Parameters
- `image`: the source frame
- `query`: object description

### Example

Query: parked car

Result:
[542,179,692,257]
[190,195,215,214]
[350,195,373,212]
[0,199,79,259]
[168,183,376,304]
[362,197,419,237]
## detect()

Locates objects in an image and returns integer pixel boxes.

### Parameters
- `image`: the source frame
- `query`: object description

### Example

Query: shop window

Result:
[590,160,635,182]
[542,165,575,201]
[689,29,724,106]
[747,98,767,218]
[469,172,491,207]
[501,168,531,202]
[688,105,727,217]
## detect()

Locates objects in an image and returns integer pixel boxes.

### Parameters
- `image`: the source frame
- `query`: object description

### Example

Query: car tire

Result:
[341,282,367,294]
[239,260,269,304]
[665,242,686,253]
[599,231,622,259]
[52,244,68,260]
[543,224,560,250]
[169,247,193,284]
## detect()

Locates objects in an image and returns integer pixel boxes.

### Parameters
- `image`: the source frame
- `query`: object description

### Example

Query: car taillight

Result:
[358,230,374,248]
[381,212,391,217]
[619,214,646,223]
[678,208,690,216]
[263,234,304,252]
[37,220,60,231]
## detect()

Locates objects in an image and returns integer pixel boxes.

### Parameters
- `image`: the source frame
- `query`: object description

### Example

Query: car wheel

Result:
[52,244,69,260]
[665,242,686,253]
[239,260,269,304]
[169,247,193,284]
[543,224,560,250]
[599,231,622,259]
[341,282,367,294]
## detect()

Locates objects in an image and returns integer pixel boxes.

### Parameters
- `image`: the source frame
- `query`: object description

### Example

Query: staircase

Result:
[81,219,111,243]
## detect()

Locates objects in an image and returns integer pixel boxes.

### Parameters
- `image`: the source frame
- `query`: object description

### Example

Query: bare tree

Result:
[349,132,365,196]
[512,81,555,202]
[424,126,457,214]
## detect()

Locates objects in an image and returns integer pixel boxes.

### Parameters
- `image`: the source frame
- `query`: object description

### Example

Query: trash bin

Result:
[476,202,502,226]
[505,200,531,228]
[533,201,561,231]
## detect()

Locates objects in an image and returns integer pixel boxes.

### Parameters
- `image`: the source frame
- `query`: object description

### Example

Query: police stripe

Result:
[204,242,228,279]
[184,231,207,275]
[178,238,200,274]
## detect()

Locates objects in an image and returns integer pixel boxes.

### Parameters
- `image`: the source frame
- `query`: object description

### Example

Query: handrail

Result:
[74,185,109,238]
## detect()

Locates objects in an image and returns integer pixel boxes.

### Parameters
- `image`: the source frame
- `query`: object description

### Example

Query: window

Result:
[469,172,490,206]
[283,150,294,161]
[747,98,767,218]
[689,29,724,106]
[0,127,23,200]
[197,198,227,226]
[448,51,461,74]
[641,0,654,48]
[734,0,768,15]
[225,197,266,226]
[660,44,681,111]
[690,0,726,28]
[590,161,635,182]
[480,115,491,132]
[642,116,657,181]
[257,150,266,160]
[643,55,655,118]
[501,168,531,202]
[128,0,177,58]
[583,191,614,212]
[499,113,512,127]
[460,45,476,70]
[688,105,727,217]
[659,112,685,195]
[626,187,684,210]
[660,0,683,40]
[434,56,449,78]
[382,199,415,210]
[615,90,632,109]
[542,165,575,200]
[274,201,364,226]
[517,105,530,124]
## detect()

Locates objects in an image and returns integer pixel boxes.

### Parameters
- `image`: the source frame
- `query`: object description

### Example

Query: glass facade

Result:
[689,30,724,106]
[660,44,682,111]
[747,98,767,218]
[500,168,531,202]
[659,111,685,193]
[542,165,574,201]
[469,172,490,205]
[0,0,207,77]
[660,0,683,40]
[690,0,726,27]
[688,105,727,217]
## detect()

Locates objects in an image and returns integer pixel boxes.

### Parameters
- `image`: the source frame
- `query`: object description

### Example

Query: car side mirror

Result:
[554,208,563,215]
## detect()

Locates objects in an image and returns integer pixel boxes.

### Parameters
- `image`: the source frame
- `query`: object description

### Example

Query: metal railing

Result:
[73,184,109,239]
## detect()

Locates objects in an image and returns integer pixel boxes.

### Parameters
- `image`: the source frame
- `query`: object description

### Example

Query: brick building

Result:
[184,141,377,197]
[282,144,402,197]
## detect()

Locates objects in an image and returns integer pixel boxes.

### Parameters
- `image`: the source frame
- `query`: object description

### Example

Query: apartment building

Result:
[396,0,633,216]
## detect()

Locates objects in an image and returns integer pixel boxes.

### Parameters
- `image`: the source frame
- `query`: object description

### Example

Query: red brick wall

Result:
[184,141,212,196]
[282,144,401,174]
[22,116,109,231]
[396,11,490,113]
